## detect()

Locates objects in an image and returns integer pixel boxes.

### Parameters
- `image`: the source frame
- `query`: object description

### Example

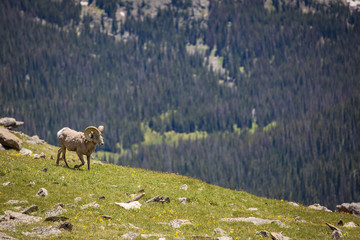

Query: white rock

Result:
[115,201,141,210]
[81,201,100,209]
[247,208,258,211]
[36,188,48,197]
[6,200,28,205]
[344,222,357,228]
[288,202,299,207]
[308,203,332,212]
[180,184,188,190]
[2,182,11,186]
[121,232,139,239]
[221,217,290,228]
[178,197,187,204]
[75,197,82,202]
[20,148,33,155]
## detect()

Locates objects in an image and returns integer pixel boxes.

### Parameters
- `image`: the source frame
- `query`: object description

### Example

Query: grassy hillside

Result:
[0,133,359,239]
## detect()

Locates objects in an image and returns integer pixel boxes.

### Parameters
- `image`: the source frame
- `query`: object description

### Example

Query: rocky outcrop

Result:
[0,127,22,150]
[0,117,24,130]
[336,202,360,216]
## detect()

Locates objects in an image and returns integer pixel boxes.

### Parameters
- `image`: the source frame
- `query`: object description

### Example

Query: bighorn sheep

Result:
[56,125,104,170]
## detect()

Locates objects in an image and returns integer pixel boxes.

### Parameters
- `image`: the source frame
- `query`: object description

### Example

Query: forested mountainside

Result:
[1,0,360,208]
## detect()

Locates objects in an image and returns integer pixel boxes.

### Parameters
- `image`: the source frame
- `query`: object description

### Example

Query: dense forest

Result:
[1,0,359,208]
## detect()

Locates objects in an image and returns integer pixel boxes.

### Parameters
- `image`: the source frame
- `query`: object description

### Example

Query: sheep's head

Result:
[84,126,104,146]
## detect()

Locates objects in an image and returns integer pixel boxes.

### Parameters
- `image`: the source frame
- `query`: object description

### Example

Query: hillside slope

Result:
[1,0,360,212]
[0,132,359,239]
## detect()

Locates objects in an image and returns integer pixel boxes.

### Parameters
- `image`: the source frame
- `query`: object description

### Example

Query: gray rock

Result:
[5,200,28,205]
[0,210,42,231]
[22,225,62,238]
[26,135,45,145]
[256,231,270,237]
[45,216,69,222]
[336,202,360,216]
[288,201,299,207]
[270,232,293,240]
[45,204,67,218]
[0,231,18,240]
[169,219,192,228]
[59,222,73,232]
[121,232,139,239]
[115,201,141,210]
[308,203,332,212]
[21,205,38,215]
[20,148,33,155]
[33,152,45,159]
[221,217,290,228]
[74,197,82,202]
[343,222,358,228]
[0,117,24,130]
[0,127,22,150]
[332,230,343,239]
[2,182,11,186]
[180,184,188,190]
[178,197,187,204]
[214,227,228,236]
[80,201,100,209]
[36,188,48,197]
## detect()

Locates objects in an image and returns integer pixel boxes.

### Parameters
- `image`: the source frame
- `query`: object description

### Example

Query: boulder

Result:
[0,210,42,232]
[26,135,45,145]
[0,117,24,130]
[336,202,360,216]
[0,127,22,150]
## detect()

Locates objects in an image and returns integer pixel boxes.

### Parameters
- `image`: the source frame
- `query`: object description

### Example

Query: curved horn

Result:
[84,126,100,142]
[98,125,104,133]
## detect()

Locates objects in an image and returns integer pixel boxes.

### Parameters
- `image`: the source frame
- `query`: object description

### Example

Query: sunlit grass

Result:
[1,133,360,239]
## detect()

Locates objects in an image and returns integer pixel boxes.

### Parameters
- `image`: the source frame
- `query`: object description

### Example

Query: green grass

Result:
[1,133,360,239]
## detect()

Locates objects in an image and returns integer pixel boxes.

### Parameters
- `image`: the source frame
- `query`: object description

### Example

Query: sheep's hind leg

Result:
[62,148,70,168]
[74,152,85,169]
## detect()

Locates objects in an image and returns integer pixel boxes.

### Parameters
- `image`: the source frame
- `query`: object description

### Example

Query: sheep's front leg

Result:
[74,152,85,169]
[56,148,62,165]
[57,147,69,168]
[86,154,91,170]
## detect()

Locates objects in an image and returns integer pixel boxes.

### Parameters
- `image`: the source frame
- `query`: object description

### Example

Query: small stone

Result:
[121,232,139,239]
[332,230,343,239]
[270,232,292,240]
[288,202,299,207]
[34,153,45,159]
[41,168,47,172]
[26,135,45,145]
[98,195,106,200]
[28,181,36,187]
[59,221,73,232]
[45,204,67,218]
[337,220,344,226]
[22,225,62,238]
[247,208,258,211]
[2,182,11,186]
[0,143,5,151]
[100,215,112,220]
[45,216,69,222]
[36,188,48,197]
[21,205,38,215]
[6,200,28,205]
[115,201,141,210]
[180,184,188,190]
[99,225,105,230]
[0,231,18,240]
[74,197,82,202]
[81,201,100,209]
[178,197,187,204]
[256,231,270,237]
[169,219,192,228]
[214,227,227,236]
[20,148,33,155]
